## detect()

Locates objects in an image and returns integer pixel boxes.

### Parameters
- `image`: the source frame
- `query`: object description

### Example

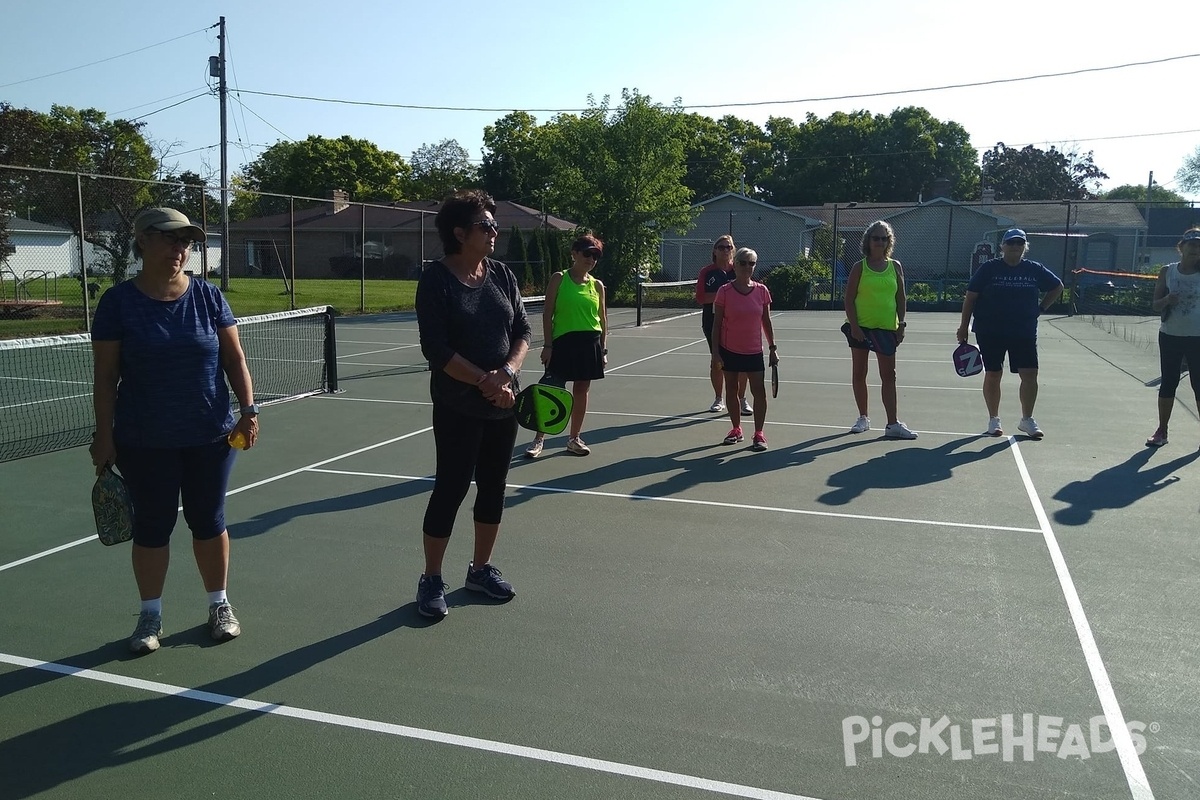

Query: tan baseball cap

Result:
[133,207,207,242]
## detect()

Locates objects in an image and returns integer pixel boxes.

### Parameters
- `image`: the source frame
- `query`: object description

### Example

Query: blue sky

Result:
[4,0,1198,201]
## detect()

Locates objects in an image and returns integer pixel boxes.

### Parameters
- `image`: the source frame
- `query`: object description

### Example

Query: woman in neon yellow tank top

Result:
[525,234,609,458]
[842,221,917,439]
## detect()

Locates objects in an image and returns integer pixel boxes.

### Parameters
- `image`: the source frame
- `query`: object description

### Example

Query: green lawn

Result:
[1,277,421,339]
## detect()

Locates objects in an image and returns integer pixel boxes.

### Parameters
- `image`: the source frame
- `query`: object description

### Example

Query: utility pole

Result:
[1144,171,1154,269]
[216,17,230,291]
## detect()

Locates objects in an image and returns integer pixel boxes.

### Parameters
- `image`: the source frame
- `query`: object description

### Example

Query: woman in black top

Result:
[414,190,531,618]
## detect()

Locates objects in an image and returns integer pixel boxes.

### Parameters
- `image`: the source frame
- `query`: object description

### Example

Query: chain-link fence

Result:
[4,162,1185,336]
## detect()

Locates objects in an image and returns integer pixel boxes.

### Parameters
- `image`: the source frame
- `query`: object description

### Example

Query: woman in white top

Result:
[1146,227,1200,446]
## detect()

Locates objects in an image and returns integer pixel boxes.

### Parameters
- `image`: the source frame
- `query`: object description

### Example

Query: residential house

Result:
[1141,205,1200,268]
[226,191,577,280]
[668,193,823,281]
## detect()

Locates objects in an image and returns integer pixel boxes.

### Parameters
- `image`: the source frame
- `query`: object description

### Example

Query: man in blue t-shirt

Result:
[956,228,1064,439]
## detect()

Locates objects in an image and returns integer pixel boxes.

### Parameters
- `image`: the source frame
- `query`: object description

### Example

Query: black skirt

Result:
[546,330,605,382]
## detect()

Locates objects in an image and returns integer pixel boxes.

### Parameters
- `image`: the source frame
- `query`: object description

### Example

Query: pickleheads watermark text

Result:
[842,714,1157,767]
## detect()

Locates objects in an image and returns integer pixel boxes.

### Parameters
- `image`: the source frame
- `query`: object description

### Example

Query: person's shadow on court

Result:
[229,479,431,539]
[1051,447,1200,526]
[818,436,1009,506]
[0,606,429,799]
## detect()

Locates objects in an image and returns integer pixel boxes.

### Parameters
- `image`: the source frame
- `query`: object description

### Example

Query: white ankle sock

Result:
[208,590,228,606]
[141,598,162,616]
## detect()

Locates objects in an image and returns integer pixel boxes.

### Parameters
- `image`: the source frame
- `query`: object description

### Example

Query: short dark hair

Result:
[572,232,604,258]
[435,190,497,254]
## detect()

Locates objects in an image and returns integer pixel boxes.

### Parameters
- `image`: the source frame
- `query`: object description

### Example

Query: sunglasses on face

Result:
[575,247,601,258]
[715,244,733,250]
[150,230,195,249]
[1003,240,1026,246]
[470,219,500,234]
[870,236,890,243]
[737,260,756,266]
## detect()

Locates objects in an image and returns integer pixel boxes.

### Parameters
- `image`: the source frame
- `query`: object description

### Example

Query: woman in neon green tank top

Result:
[525,234,608,458]
[843,221,917,439]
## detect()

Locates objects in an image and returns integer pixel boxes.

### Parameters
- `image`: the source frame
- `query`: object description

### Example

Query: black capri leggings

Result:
[1158,332,1200,399]
[423,403,519,539]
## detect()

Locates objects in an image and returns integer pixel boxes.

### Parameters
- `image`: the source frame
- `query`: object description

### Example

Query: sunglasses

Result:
[737,260,756,266]
[1003,239,1026,246]
[715,244,734,250]
[575,246,601,258]
[150,230,196,249]
[470,219,500,234]
[870,236,890,243]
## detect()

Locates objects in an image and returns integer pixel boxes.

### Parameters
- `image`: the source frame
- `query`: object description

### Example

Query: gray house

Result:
[666,193,823,281]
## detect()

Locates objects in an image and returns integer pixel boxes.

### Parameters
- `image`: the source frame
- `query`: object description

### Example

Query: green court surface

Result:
[2,308,1198,800]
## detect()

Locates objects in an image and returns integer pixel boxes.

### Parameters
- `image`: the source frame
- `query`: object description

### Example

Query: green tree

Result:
[542,89,696,297]
[231,135,411,219]
[408,138,477,201]
[480,111,550,204]
[982,143,1108,200]
[759,107,978,205]
[1174,146,1200,195]
[677,113,743,202]
[0,103,158,281]
[1100,183,1188,204]
[717,116,773,200]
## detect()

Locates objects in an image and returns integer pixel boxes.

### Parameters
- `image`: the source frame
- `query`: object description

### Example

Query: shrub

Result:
[762,265,812,310]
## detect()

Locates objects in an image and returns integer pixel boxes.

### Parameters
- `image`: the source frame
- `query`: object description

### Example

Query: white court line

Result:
[612,373,981,392]
[0,428,433,574]
[1009,439,1155,800]
[0,652,823,800]
[309,468,1040,535]
[1,391,92,411]
[340,344,421,358]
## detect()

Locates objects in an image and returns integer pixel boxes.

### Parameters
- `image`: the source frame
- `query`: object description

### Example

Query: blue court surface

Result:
[1,308,1197,800]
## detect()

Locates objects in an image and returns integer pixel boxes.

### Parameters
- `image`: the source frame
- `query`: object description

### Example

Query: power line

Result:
[228,95,295,143]
[235,52,1200,114]
[128,93,210,122]
[0,29,211,89]
[113,87,212,116]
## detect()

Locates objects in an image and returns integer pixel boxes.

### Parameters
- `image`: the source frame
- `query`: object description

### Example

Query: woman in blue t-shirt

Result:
[90,207,257,655]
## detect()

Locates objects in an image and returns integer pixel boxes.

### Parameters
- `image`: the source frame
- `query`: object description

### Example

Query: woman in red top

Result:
[711,247,778,451]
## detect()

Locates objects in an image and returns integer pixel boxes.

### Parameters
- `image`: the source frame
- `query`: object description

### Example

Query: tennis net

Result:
[636,279,698,326]
[0,305,339,462]
[521,294,546,349]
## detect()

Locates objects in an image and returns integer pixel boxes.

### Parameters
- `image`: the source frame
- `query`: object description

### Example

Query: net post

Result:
[636,281,644,327]
[323,306,340,392]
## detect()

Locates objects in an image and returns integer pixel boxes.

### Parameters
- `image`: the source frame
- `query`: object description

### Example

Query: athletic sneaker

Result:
[208,601,241,642]
[465,562,516,600]
[416,574,449,618]
[750,431,768,451]
[1017,417,1044,439]
[741,397,753,415]
[566,437,591,456]
[987,417,1004,437]
[723,427,744,444]
[709,398,725,413]
[525,438,544,459]
[849,415,871,434]
[884,421,918,440]
[129,611,162,655]
[1146,427,1168,447]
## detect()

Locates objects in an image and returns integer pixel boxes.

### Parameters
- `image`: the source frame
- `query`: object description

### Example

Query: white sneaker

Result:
[741,397,753,415]
[884,421,918,440]
[524,438,544,459]
[987,417,1004,437]
[849,415,871,434]
[709,398,725,413]
[1018,417,1044,439]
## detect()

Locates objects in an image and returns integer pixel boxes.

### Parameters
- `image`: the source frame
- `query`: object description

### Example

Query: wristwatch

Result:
[602,348,609,355]
[897,321,907,327]
[239,404,260,416]
[501,365,516,380]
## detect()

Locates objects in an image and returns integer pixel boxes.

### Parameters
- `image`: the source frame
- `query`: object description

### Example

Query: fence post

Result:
[76,173,91,332]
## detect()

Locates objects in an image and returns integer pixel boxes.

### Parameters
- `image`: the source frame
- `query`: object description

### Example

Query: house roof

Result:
[1142,206,1200,248]
[693,192,823,226]
[230,200,577,232]
[5,216,72,234]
